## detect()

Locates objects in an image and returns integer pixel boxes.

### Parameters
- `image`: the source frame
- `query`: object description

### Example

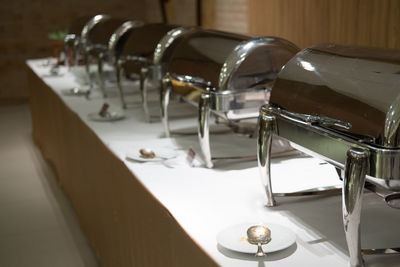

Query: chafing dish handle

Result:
[270,107,352,130]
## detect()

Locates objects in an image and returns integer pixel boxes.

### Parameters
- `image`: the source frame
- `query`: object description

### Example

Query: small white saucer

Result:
[217,222,296,254]
[61,87,89,96]
[126,148,178,162]
[87,111,125,122]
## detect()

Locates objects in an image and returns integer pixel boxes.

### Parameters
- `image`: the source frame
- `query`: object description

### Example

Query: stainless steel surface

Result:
[64,14,111,97]
[272,185,342,197]
[108,20,144,108]
[246,225,271,257]
[200,37,298,168]
[115,59,126,108]
[161,76,172,137]
[343,147,368,267]
[153,27,197,65]
[140,26,195,121]
[276,109,352,130]
[140,64,163,121]
[85,17,128,98]
[262,105,400,189]
[64,34,78,69]
[63,16,93,69]
[108,21,144,65]
[161,29,298,168]
[199,94,213,168]
[212,37,299,116]
[258,43,400,267]
[80,15,111,46]
[114,24,178,110]
[167,29,250,92]
[270,43,400,149]
[140,67,150,120]
[365,183,400,209]
[257,112,276,207]
[385,193,400,209]
[160,29,251,137]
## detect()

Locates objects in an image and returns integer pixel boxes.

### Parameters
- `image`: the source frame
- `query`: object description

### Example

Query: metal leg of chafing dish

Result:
[116,60,127,109]
[84,52,93,98]
[343,147,368,267]
[140,67,150,122]
[64,42,71,70]
[257,112,276,207]
[198,93,213,168]
[161,76,172,137]
[97,52,107,98]
[73,42,79,68]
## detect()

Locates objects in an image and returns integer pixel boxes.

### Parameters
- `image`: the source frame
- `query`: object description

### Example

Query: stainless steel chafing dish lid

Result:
[218,37,299,93]
[108,20,144,63]
[211,37,299,114]
[166,29,251,89]
[270,43,400,149]
[65,16,93,39]
[119,23,179,62]
[80,14,111,46]
[153,26,198,66]
[86,17,128,49]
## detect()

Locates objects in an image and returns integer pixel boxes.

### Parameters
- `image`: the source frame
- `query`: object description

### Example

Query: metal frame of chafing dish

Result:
[62,14,111,97]
[81,15,111,88]
[258,104,400,267]
[160,29,247,138]
[63,16,92,69]
[64,33,79,69]
[107,20,144,108]
[161,37,299,168]
[200,37,299,168]
[138,26,196,121]
[82,16,131,98]
[110,24,182,111]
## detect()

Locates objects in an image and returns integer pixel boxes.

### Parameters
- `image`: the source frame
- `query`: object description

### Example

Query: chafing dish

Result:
[62,14,112,96]
[68,14,110,71]
[103,20,145,104]
[64,15,134,97]
[160,29,298,167]
[81,16,129,97]
[113,23,178,109]
[257,43,400,267]
[139,26,197,120]
[63,16,92,68]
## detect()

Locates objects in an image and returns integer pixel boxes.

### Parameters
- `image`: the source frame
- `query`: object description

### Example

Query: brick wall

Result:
[0,0,247,100]
[0,0,157,100]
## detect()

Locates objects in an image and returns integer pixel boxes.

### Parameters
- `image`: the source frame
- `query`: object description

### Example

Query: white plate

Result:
[217,222,296,254]
[41,73,64,78]
[61,87,89,96]
[87,112,125,122]
[126,148,178,162]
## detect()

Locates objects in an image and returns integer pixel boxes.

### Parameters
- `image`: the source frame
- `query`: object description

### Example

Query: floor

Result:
[0,104,100,267]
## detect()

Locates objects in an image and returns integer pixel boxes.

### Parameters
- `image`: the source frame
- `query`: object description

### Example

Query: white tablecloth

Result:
[27,59,400,267]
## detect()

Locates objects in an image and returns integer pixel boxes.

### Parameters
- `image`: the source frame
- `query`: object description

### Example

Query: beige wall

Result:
[248,0,400,49]
[164,0,198,26]
[200,0,248,33]
[214,0,248,33]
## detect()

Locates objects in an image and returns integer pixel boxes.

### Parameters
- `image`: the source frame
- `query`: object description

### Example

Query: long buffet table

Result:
[26,59,400,267]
